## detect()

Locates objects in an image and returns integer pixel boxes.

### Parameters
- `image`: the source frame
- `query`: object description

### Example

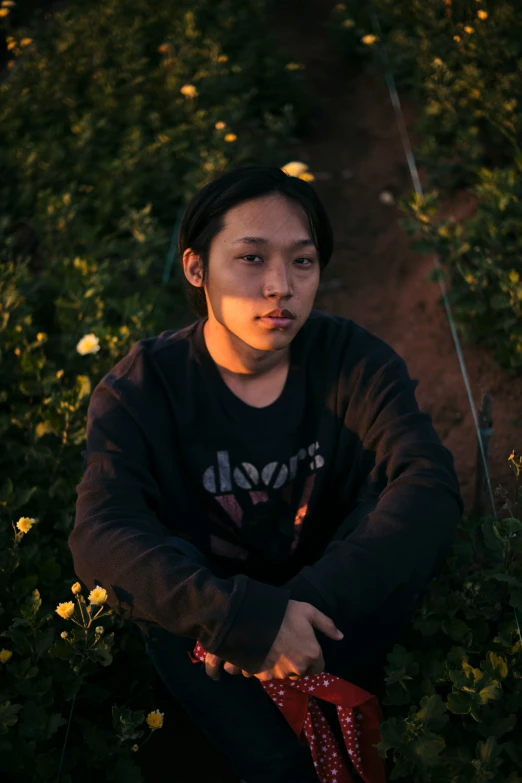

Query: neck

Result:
[203,317,289,380]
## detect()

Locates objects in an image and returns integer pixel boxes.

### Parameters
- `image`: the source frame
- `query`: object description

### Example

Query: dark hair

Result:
[178,164,334,318]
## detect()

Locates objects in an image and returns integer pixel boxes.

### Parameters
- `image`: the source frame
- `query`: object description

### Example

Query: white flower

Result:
[76,334,100,355]
[379,190,395,205]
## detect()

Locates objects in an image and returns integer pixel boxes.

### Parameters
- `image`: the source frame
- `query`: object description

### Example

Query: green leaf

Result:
[0,701,22,732]
[447,691,472,714]
[47,639,74,661]
[477,735,502,764]
[376,717,404,755]
[20,589,42,620]
[482,651,508,680]
[408,733,445,765]
[416,695,448,732]
[442,617,472,643]
[478,681,502,704]
[0,478,13,507]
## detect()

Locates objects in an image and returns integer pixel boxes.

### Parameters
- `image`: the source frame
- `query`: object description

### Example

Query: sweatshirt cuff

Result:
[283,571,334,619]
[212,578,291,673]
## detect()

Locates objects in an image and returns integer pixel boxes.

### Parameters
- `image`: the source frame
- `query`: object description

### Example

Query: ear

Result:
[182,249,204,287]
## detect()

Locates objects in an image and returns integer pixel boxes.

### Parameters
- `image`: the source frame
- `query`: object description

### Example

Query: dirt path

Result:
[270,0,522,514]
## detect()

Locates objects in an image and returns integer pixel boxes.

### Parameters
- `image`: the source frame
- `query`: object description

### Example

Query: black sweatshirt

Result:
[69,309,464,672]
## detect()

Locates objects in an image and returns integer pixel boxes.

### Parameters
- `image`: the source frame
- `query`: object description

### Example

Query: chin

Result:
[250,327,295,351]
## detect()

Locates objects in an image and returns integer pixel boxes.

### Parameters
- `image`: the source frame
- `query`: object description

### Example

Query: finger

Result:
[308,608,344,641]
[241,669,254,678]
[205,652,224,680]
[223,661,242,675]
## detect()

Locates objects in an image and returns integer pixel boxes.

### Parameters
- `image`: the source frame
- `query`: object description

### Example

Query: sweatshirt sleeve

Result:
[283,342,464,629]
[68,356,290,673]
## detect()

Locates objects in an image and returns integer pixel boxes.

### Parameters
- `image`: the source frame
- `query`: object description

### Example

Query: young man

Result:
[69,165,463,782]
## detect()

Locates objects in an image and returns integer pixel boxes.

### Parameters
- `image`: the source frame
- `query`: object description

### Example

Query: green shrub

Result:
[400,168,522,376]
[376,451,522,781]
[326,0,522,376]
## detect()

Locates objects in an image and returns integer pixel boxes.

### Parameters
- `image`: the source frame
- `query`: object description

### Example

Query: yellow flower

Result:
[281,161,309,177]
[88,586,108,605]
[335,3,346,9]
[477,10,488,19]
[453,35,461,42]
[14,347,21,356]
[146,710,164,730]
[224,133,237,142]
[76,333,100,355]
[298,171,315,182]
[16,516,35,534]
[471,88,481,99]
[20,37,32,46]
[71,582,82,595]
[0,8,10,16]
[7,40,16,50]
[342,19,355,28]
[464,26,474,33]
[361,34,378,45]
[56,602,75,620]
[432,58,444,67]
[56,369,64,379]
[1,1,15,6]
[158,43,169,53]
[36,332,46,341]
[284,62,303,70]
[509,270,520,285]
[180,84,197,98]
[217,55,228,62]
[0,649,13,664]
[131,744,139,752]
[215,121,226,130]
[60,631,68,639]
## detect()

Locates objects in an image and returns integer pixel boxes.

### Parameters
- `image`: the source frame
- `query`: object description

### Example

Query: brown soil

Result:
[270,0,522,515]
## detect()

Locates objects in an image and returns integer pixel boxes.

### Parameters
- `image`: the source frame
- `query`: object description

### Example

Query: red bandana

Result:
[189,641,386,783]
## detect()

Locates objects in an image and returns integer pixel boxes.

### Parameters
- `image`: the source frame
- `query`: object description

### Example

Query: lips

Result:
[261,309,295,319]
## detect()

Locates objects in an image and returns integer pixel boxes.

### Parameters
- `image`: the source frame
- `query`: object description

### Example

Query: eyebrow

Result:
[231,236,317,248]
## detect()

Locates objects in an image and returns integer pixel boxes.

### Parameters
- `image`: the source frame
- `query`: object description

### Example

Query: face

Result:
[183,193,321,353]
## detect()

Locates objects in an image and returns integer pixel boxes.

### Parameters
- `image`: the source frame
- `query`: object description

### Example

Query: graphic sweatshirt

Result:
[69,309,464,672]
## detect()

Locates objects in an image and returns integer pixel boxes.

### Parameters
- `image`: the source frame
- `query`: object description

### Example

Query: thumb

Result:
[308,608,344,640]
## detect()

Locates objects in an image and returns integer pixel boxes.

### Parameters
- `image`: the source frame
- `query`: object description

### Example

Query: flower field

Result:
[328,0,522,376]
[1,0,522,781]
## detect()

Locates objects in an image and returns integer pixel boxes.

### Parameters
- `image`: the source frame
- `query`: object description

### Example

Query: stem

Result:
[137,730,154,751]
[76,596,87,626]
[56,689,77,783]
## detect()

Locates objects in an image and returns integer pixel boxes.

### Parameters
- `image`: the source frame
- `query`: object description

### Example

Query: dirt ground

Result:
[268,0,522,517]
[140,3,522,780]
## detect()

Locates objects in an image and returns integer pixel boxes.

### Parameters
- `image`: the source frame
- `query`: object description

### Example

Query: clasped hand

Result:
[204,599,344,682]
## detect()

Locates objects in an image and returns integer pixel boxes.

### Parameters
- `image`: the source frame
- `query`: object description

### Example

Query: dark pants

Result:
[139,503,421,783]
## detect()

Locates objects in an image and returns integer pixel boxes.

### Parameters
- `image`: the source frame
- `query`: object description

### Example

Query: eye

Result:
[240,255,314,266]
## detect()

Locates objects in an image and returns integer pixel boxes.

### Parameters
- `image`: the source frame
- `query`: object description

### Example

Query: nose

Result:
[263,260,293,299]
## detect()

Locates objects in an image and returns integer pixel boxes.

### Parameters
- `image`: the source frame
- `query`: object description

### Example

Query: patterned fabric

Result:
[189,641,386,783]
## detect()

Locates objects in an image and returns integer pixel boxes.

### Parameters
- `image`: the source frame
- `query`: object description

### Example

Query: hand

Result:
[204,654,251,679]
[204,600,343,681]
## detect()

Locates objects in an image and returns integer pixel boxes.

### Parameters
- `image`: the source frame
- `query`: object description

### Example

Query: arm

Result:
[283,348,464,628]
[69,374,290,673]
